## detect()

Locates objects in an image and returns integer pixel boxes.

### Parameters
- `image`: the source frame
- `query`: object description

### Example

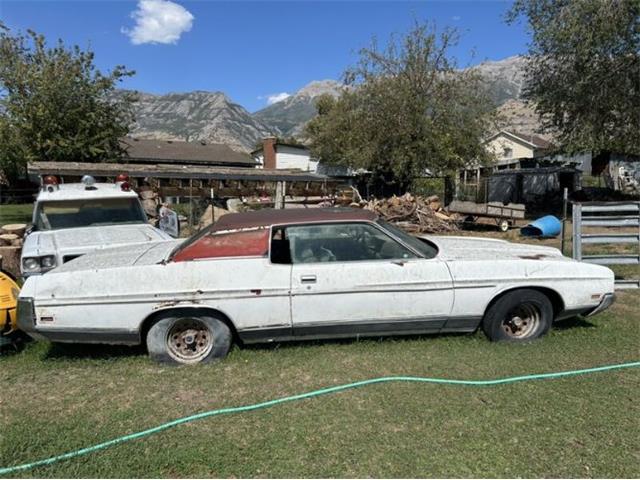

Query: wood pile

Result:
[362,193,458,233]
[198,205,231,229]
[139,188,161,221]
[0,223,26,278]
[0,224,26,247]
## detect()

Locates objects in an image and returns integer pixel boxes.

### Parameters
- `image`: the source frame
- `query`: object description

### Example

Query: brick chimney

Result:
[262,137,277,169]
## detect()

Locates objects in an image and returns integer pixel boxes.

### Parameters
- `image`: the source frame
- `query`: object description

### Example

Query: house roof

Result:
[211,208,377,232]
[120,137,257,166]
[28,161,334,183]
[489,130,553,150]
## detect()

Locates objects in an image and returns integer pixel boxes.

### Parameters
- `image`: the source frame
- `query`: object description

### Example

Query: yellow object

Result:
[0,271,19,335]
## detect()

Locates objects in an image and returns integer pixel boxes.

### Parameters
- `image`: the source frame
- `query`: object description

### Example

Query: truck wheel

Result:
[482,289,553,342]
[146,314,232,365]
[498,219,510,232]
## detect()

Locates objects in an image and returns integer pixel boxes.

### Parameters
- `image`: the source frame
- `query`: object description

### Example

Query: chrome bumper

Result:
[586,293,616,317]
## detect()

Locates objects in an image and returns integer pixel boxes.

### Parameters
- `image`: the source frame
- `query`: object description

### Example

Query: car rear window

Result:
[172,228,270,262]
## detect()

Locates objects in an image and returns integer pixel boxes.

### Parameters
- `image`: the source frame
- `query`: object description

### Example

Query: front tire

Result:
[146,314,232,364]
[482,289,553,342]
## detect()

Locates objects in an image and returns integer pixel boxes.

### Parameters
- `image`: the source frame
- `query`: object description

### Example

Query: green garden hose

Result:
[1,360,639,476]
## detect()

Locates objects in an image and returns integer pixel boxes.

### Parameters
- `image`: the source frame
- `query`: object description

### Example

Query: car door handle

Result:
[300,275,317,284]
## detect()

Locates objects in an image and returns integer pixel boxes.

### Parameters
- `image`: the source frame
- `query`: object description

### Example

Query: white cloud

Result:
[123,0,194,45]
[266,92,290,105]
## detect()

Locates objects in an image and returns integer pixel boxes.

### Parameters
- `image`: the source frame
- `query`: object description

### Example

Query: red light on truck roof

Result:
[43,175,58,185]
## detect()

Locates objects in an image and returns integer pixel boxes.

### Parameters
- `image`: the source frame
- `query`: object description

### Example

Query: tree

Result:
[0,25,136,180]
[305,22,498,195]
[507,0,640,155]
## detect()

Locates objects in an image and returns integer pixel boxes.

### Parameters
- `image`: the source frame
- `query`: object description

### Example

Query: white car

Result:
[17,208,615,364]
[21,176,172,277]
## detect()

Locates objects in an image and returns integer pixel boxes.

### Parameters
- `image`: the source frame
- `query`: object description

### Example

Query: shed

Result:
[487,167,581,206]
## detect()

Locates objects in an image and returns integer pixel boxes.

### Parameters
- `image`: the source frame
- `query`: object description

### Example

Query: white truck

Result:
[21,175,173,277]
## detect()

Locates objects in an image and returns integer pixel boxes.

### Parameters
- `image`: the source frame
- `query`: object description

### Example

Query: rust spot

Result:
[251,289,262,295]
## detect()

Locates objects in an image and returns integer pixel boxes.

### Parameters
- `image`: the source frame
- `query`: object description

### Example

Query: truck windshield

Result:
[35,198,148,231]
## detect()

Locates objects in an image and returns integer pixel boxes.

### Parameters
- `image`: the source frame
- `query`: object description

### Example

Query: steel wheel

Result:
[501,302,541,338]
[166,318,214,364]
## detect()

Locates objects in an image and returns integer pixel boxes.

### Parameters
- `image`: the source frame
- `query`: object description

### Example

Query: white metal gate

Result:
[572,201,640,289]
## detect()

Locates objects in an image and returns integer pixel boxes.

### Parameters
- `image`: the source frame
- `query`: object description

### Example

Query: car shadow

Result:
[32,317,596,361]
[552,316,596,330]
[43,342,146,360]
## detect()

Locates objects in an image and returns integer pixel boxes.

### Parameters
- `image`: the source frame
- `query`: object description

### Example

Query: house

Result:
[485,130,553,168]
[251,137,319,172]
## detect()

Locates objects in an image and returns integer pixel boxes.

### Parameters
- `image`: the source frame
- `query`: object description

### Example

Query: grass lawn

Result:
[1,290,639,478]
[0,211,638,478]
[0,204,33,226]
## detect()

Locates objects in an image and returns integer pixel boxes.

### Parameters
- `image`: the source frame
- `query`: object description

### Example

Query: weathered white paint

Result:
[19,229,615,345]
[291,259,454,325]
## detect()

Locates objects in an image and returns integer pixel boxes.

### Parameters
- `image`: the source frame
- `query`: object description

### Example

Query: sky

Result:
[1,0,530,112]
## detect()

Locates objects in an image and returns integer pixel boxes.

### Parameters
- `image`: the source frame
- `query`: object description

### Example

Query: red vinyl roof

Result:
[211,208,378,232]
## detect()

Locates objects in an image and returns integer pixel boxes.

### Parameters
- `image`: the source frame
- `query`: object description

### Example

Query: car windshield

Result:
[35,198,147,231]
[376,219,439,259]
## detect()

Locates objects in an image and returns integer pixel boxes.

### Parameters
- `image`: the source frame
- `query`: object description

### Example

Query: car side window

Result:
[284,223,417,264]
[270,227,292,264]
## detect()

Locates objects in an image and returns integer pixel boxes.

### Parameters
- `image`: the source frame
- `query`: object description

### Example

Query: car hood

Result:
[423,235,567,262]
[22,224,172,258]
[50,239,182,274]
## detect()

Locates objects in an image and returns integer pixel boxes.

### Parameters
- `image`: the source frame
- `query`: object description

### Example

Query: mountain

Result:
[252,80,345,137]
[253,57,531,139]
[123,56,542,151]
[125,90,276,152]
[472,55,528,105]
[497,99,553,141]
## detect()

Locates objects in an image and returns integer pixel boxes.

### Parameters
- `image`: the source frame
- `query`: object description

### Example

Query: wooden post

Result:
[274,181,286,209]
[560,187,568,255]
[572,202,582,260]
[210,187,216,224]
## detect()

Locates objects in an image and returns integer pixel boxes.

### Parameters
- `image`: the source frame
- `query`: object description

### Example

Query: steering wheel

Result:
[318,247,337,262]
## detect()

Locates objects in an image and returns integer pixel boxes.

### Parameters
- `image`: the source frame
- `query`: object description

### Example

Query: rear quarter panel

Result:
[446,258,614,318]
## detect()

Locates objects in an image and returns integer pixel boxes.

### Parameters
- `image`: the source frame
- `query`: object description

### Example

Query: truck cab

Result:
[21,175,173,277]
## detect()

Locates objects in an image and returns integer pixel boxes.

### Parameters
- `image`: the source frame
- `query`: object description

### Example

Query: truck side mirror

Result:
[158,208,180,238]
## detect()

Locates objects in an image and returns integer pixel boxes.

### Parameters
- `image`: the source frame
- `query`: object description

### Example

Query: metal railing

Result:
[572,201,640,289]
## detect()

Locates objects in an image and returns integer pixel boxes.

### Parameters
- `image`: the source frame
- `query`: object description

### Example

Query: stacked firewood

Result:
[0,224,26,277]
[0,224,26,247]
[363,193,458,233]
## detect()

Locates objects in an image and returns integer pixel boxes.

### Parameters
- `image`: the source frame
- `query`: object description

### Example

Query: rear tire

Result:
[146,314,232,364]
[482,289,553,342]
